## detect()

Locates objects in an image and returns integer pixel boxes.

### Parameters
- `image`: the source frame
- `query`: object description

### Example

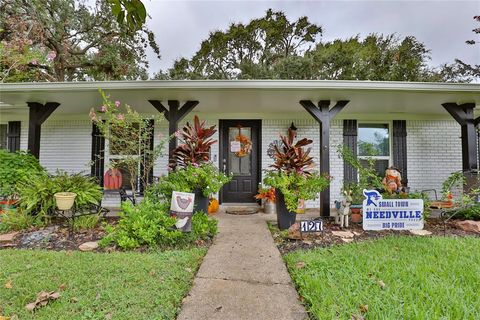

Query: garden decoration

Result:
[382,167,403,194]
[104,168,123,190]
[90,90,165,199]
[170,191,195,232]
[233,125,252,157]
[335,190,352,228]
[208,197,219,215]
[264,128,330,230]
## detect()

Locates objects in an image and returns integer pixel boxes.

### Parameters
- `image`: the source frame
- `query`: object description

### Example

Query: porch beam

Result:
[300,99,349,217]
[27,102,60,159]
[442,102,477,172]
[148,99,199,156]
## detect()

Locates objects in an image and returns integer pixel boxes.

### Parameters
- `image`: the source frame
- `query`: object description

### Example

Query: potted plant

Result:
[255,186,276,214]
[264,129,330,230]
[159,116,230,213]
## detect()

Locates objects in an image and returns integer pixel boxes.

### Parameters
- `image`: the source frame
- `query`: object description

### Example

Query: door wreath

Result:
[234,126,252,157]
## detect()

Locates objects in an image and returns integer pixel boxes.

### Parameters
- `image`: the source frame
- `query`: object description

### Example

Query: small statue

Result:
[335,191,352,228]
[382,167,402,194]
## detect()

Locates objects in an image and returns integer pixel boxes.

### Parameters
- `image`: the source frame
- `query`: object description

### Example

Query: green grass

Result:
[284,236,480,319]
[0,248,206,319]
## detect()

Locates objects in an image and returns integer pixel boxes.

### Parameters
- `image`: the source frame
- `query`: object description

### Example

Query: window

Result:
[358,123,390,176]
[0,124,7,149]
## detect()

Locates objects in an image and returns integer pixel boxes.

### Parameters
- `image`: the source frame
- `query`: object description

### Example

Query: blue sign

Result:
[362,190,424,230]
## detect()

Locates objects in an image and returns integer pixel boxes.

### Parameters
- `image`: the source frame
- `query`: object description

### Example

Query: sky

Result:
[143,0,480,76]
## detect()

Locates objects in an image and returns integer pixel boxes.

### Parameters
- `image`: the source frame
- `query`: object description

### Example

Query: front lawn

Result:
[285,236,480,319]
[0,248,206,319]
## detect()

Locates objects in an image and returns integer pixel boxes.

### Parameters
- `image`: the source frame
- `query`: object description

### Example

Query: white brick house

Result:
[1,80,478,215]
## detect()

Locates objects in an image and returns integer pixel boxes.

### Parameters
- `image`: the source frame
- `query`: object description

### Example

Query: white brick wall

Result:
[17,117,467,209]
[261,119,343,208]
[39,120,92,174]
[407,120,462,193]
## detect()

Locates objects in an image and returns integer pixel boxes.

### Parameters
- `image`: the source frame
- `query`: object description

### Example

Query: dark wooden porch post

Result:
[300,100,349,217]
[442,103,478,172]
[27,102,60,159]
[148,100,198,156]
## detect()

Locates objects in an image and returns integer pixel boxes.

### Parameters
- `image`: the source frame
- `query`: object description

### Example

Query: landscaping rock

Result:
[0,231,19,244]
[455,220,480,233]
[20,227,56,246]
[79,241,99,252]
[331,230,355,238]
[409,230,432,236]
[287,223,301,240]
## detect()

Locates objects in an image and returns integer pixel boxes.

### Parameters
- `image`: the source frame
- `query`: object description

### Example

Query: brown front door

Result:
[220,120,261,203]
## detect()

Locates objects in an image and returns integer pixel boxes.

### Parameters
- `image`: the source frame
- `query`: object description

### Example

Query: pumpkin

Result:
[208,198,219,214]
[104,168,123,190]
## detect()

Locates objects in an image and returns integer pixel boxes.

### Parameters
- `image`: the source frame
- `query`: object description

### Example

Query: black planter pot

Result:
[194,188,209,214]
[276,191,297,230]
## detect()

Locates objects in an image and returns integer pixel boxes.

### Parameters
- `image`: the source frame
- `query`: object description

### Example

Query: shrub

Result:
[100,201,218,250]
[0,150,46,198]
[17,171,103,223]
[0,209,43,233]
[146,163,231,200]
[72,214,101,231]
[454,204,480,221]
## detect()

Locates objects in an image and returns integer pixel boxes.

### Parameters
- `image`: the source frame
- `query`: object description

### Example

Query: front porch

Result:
[1,80,479,215]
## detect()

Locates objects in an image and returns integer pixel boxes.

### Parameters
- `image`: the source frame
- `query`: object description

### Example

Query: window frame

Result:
[357,121,392,172]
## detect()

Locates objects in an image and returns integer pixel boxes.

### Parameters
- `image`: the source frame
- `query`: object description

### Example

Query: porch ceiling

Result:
[1,80,479,118]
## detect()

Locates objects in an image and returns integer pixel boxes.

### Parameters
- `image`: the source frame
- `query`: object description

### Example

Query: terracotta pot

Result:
[54,192,77,211]
[276,191,296,230]
[350,206,362,223]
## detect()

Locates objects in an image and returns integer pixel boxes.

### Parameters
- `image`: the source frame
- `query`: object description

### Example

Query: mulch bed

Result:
[1,217,212,252]
[271,218,480,255]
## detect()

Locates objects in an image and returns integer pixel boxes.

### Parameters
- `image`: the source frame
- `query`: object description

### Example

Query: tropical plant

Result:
[90,90,166,197]
[255,187,276,203]
[338,144,383,204]
[0,150,46,198]
[270,128,315,175]
[264,128,330,212]
[170,116,217,169]
[264,171,330,212]
[146,163,231,200]
[17,171,103,224]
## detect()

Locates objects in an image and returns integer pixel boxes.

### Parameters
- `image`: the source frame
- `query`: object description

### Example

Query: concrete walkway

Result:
[177,212,306,320]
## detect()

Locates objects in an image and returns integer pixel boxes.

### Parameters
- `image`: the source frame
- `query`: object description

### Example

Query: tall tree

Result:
[0,0,160,82]
[157,9,322,80]
[157,9,467,82]
[449,15,480,82]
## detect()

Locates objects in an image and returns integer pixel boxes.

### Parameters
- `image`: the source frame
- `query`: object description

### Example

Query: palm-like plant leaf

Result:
[270,128,314,175]
[170,116,217,169]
